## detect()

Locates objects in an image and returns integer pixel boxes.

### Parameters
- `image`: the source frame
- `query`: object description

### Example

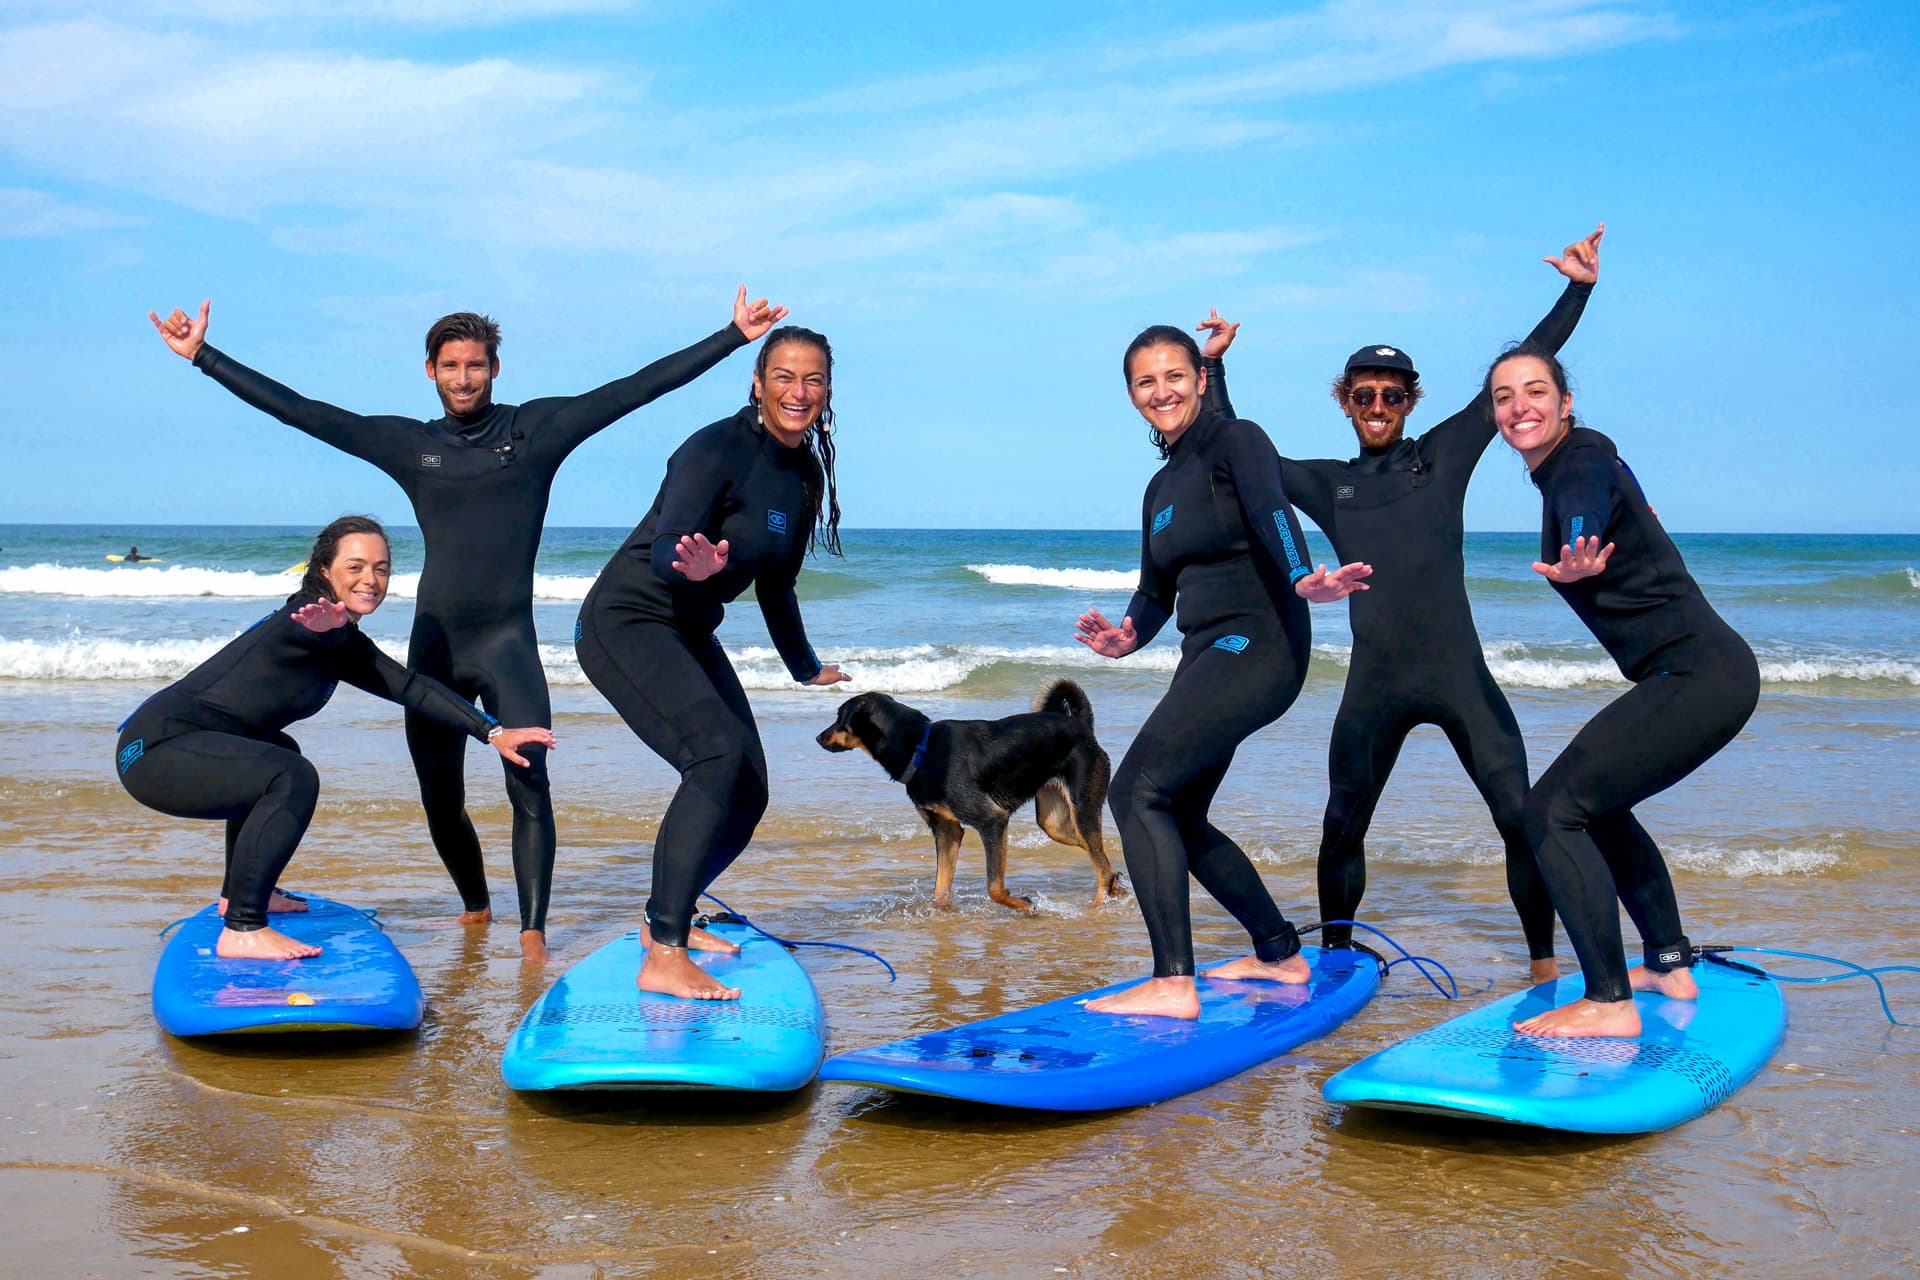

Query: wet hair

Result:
[300,515,390,603]
[1329,367,1424,410]
[752,326,844,558]
[424,312,502,363]
[1123,325,1205,459]
[1482,340,1580,432]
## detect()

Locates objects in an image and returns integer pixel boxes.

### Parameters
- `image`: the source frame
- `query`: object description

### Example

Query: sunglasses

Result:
[1348,387,1409,409]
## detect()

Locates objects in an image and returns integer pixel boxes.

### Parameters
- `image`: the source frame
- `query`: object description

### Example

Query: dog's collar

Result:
[896,723,932,786]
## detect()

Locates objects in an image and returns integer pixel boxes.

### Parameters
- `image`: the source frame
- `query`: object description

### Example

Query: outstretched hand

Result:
[807,664,851,687]
[733,285,789,342]
[671,533,730,582]
[1075,608,1140,658]
[290,599,352,633]
[491,726,557,768]
[1533,534,1615,583]
[149,300,210,360]
[1196,308,1240,359]
[1545,223,1603,284]
[1294,561,1373,602]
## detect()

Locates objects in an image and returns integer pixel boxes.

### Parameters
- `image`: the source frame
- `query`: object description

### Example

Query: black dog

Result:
[816,679,1124,912]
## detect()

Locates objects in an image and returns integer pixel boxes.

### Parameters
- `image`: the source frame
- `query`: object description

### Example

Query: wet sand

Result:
[3,681,1917,1279]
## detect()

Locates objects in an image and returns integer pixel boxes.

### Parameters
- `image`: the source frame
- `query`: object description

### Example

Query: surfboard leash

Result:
[1698,945,1916,1027]
[698,892,898,982]
[1300,920,1462,1000]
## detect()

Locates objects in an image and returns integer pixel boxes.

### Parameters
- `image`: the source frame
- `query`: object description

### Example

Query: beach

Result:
[1,524,1916,1278]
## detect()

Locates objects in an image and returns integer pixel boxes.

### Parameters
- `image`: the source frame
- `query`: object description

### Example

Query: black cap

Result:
[1344,344,1418,381]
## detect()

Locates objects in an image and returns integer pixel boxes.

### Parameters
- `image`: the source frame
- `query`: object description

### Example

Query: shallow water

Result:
[3,527,1917,1277]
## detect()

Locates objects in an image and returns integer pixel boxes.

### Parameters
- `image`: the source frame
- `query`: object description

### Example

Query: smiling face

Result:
[753,340,830,447]
[1490,354,1575,469]
[323,532,392,617]
[1340,369,1414,448]
[1126,342,1208,446]
[427,338,498,419]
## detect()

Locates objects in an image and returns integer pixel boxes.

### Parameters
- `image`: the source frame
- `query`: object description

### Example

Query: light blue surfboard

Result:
[1322,960,1786,1133]
[152,895,423,1037]
[501,923,826,1092]
[817,946,1379,1110]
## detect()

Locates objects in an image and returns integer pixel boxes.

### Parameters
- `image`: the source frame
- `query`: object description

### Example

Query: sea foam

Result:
[966,563,1138,591]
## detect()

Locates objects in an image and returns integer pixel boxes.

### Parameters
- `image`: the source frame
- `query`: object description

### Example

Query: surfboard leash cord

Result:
[1698,945,1916,1027]
[698,891,897,982]
[1300,920,1463,1000]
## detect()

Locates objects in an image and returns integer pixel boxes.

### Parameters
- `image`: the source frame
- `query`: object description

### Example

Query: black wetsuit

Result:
[116,594,497,932]
[576,406,823,948]
[1113,412,1315,978]
[189,327,747,932]
[1208,280,1591,958]
[1525,427,1758,1003]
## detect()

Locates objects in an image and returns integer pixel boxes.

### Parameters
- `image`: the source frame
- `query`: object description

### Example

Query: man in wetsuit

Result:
[1205,226,1600,981]
[149,289,785,961]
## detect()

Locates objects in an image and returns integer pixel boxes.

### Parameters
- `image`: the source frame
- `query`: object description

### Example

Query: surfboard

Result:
[817,946,1379,1110]
[500,923,826,1092]
[1321,960,1785,1133]
[106,555,166,563]
[151,895,424,1036]
[285,561,308,575]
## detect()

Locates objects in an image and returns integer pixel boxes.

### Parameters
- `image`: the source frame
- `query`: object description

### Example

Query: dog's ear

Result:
[858,693,903,743]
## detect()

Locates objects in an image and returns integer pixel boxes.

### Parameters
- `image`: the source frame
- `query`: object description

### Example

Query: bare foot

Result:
[1204,952,1311,984]
[637,944,741,1001]
[1513,996,1641,1039]
[639,922,741,954]
[458,906,493,926]
[1630,964,1698,1001]
[1084,976,1201,1020]
[217,889,309,916]
[1529,957,1562,985]
[520,930,549,964]
[216,925,321,960]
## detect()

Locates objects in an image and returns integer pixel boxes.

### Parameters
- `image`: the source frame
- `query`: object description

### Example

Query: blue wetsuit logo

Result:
[1212,635,1250,653]
[767,509,789,534]
[118,738,144,774]
[1571,515,1585,538]
[1271,510,1309,581]
[1152,504,1174,535]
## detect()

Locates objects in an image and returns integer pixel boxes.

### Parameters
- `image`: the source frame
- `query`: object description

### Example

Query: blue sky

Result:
[3,1,1914,532]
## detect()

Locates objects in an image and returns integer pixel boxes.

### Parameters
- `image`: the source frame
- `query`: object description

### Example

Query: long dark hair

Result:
[752,326,844,558]
[1123,324,1205,459]
[299,515,389,602]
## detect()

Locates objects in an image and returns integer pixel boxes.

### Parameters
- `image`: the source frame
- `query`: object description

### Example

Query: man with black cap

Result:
[1204,224,1602,981]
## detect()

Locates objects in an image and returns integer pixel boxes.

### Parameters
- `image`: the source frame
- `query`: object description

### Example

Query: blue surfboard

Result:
[501,923,826,1092]
[152,895,423,1037]
[1322,960,1786,1133]
[817,946,1379,1110]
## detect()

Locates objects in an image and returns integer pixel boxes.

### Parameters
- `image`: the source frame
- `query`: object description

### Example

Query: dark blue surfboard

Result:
[151,895,423,1036]
[818,946,1378,1110]
[1322,960,1786,1133]
[501,924,826,1092]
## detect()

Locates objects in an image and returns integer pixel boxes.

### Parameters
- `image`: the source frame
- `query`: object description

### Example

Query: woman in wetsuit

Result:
[1074,325,1371,1020]
[576,327,849,1001]
[116,516,555,961]
[1488,345,1758,1038]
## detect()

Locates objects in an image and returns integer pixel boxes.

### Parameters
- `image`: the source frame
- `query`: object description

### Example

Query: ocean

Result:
[1,523,1916,1278]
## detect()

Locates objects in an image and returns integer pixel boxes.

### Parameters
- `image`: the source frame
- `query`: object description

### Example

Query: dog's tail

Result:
[1033,677,1095,728]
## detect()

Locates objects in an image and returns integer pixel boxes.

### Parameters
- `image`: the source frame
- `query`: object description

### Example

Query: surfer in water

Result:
[124,547,153,562]
[1488,346,1758,1037]
[1075,324,1370,1020]
[149,287,783,963]
[115,516,555,961]
[575,326,849,1001]
[1197,225,1603,982]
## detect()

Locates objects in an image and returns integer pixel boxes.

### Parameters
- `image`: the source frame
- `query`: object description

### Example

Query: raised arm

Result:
[534,287,786,461]
[1198,308,1240,421]
[151,300,411,471]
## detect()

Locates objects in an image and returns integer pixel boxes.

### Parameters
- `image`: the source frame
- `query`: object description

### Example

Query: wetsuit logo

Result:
[1212,635,1250,653]
[421,454,442,468]
[118,738,144,774]
[574,616,583,644]
[1271,510,1309,580]
[1152,504,1174,535]
[1336,485,1356,501]
[767,509,789,534]
[1570,516,1585,538]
